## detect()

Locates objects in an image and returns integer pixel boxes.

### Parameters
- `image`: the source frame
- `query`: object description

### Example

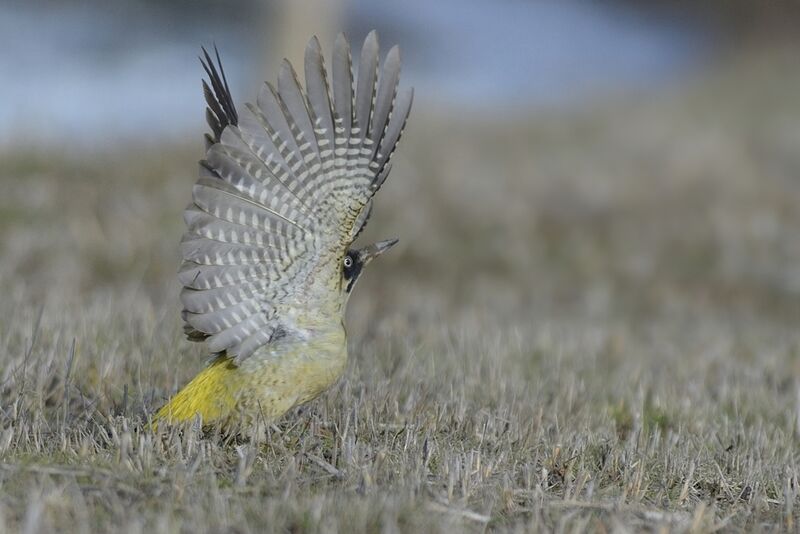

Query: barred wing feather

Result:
[180,32,412,361]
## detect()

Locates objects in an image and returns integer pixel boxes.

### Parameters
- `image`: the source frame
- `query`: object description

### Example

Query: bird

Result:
[154,31,413,431]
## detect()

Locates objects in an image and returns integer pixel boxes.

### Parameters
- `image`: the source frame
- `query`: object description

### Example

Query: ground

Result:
[1,46,799,532]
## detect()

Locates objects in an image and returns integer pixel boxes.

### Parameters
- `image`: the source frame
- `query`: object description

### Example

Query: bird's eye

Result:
[343,256,353,268]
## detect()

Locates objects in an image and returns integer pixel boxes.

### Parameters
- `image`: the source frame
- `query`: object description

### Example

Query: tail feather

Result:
[155,355,239,424]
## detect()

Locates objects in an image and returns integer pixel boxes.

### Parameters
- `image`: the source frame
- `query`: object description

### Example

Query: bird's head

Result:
[340,238,398,301]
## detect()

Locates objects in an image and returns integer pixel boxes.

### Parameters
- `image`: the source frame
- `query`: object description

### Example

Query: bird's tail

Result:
[154,355,239,425]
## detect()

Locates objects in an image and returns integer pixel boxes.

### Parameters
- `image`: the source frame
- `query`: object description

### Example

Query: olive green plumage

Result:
[155,32,412,429]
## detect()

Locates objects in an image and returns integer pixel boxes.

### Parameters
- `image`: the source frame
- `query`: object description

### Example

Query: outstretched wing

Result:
[179,32,413,362]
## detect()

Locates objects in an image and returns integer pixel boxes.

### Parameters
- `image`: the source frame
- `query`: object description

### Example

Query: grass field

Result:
[1,46,800,532]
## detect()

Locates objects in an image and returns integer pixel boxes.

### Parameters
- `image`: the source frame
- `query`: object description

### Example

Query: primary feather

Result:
[180,33,413,362]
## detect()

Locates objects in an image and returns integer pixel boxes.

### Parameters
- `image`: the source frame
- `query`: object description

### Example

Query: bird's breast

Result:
[236,325,348,413]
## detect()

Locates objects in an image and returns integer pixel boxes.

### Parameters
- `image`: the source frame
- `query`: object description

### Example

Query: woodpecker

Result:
[155,31,412,430]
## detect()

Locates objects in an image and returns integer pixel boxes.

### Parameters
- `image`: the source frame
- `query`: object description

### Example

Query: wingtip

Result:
[279,57,295,75]
[334,32,349,48]
[278,58,302,88]
[307,35,322,52]
[363,30,380,54]
[304,36,324,65]
[385,45,401,69]
[333,33,352,66]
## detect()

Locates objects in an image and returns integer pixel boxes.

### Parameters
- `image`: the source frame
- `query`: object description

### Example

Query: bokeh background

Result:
[2,0,800,530]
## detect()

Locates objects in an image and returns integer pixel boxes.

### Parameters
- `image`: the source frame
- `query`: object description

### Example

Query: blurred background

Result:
[2,0,800,364]
[2,0,784,145]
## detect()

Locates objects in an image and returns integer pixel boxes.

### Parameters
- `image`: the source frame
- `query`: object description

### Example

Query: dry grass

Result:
[1,46,800,532]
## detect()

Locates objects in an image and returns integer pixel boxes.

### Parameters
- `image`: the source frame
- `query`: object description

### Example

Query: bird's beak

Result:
[359,238,399,264]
